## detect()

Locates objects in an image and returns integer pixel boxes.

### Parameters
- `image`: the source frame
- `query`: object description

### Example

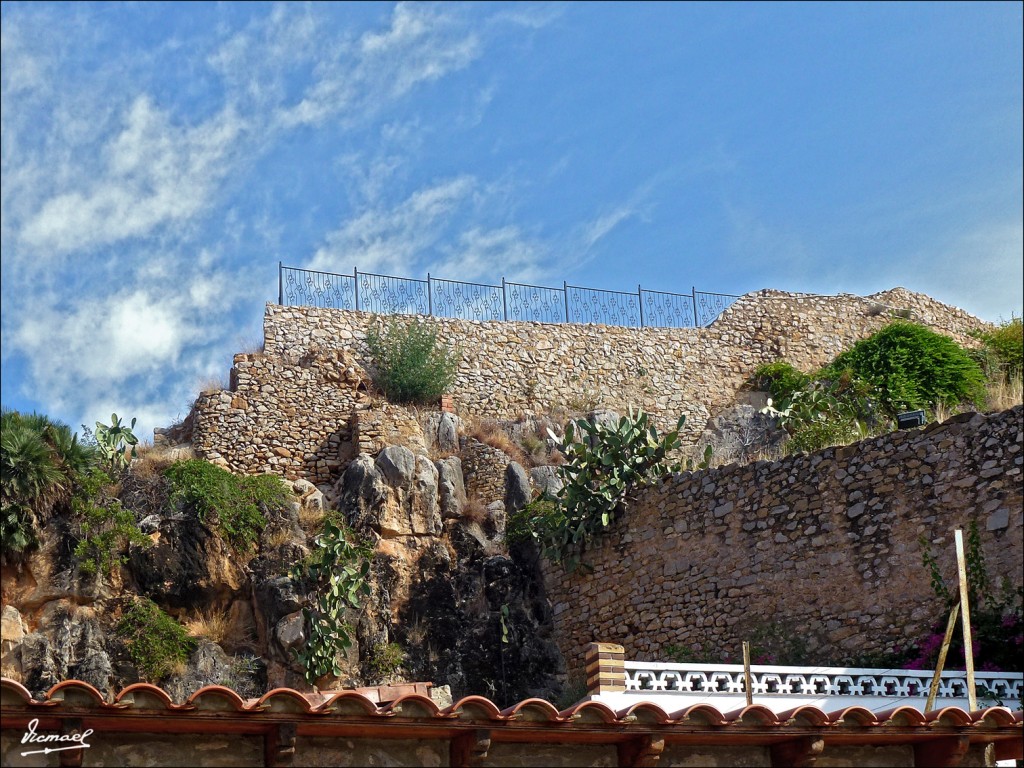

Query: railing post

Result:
[354,267,360,312]
[691,286,699,327]
[563,281,570,323]
[585,642,625,695]
[501,277,508,321]
[427,273,432,316]
[638,284,644,328]
[278,261,283,305]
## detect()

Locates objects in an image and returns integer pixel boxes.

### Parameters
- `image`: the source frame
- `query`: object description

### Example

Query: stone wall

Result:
[182,285,988,486]
[545,406,1023,668]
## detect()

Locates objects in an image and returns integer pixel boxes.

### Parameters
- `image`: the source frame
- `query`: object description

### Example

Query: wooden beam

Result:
[742,641,753,707]
[925,601,960,713]
[953,529,977,711]
[769,736,824,767]
[450,729,491,768]
[265,723,297,767]
[617,735,665,767]
[913,735,969,767]
[58,718,84,768]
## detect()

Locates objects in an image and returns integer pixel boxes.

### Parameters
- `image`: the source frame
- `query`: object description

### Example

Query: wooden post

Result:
[742,641,753,706]
[954,529,977,711]
[924,601,960,713]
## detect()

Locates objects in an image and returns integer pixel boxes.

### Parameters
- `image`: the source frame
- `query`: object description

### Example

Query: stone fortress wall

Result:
[180,286,989,485]
[545,406,1023,668]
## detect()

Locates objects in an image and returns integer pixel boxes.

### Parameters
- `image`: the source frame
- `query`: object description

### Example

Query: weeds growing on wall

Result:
[289,518,372,684]
[365,318,460,405]
[971,316,1023,383]
[116,598,196,681]
[515,409,684,572]
[72,465,151,578]
[911,522,1023,673]
[163,459,287,551]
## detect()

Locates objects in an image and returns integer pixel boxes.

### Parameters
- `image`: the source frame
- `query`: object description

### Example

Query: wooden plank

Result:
[742,641,753,707]
[953,529,977,711]
[924,601,960,713]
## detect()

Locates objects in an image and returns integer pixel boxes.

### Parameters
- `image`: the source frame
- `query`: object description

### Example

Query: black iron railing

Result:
[278,264,740,328]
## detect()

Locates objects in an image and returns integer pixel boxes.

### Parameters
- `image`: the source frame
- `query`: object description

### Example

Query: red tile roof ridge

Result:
[114,683,192,711]
[875,705,929,727]
[669,703,729,726]
[557,699,619,723]
[186,685,251,712]
[445,695,504,720]
[47,679,126,709]
[721,704,779,726]
[829,705,880,727]
[319,690,385,717]
[379,693,446,719]
[617,701,674,724]
[774,705,831,727]
[500,697,564,722]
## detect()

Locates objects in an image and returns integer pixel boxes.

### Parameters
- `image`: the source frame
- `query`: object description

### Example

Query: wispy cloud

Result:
[309,176,478,276]
[19,97,242,258]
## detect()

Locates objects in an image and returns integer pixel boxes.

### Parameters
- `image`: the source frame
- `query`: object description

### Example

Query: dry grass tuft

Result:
[184,608,231,645]
[462,496,490,526]
[265,526,295,550]
[467,419,530,467]
[987,371,1023,412]
[297,501,325,532]
[196,373,229,396]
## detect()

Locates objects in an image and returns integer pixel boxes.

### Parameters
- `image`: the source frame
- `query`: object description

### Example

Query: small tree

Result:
[364,319,460,405]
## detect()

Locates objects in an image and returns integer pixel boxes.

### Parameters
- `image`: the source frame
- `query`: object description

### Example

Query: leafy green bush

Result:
[823,322,986,415]
[753,361,810,401]
[72,466,151,577]
[1,408,96,557]
[289,518,372,684]
[365,319,460,404]
[365,642,405,681]
[164,460,287,550]
[116,598,196,681]
[972,316,1023,382]
[522,409,684,572]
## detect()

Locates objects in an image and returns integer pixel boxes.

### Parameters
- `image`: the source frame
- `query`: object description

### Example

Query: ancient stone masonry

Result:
[544,406,1024,669]
[182,287,988,484]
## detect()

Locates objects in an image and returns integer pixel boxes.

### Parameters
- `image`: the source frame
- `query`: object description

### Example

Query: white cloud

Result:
[19,97,243,258]
[309,176,477,276]
[433,226,547,283]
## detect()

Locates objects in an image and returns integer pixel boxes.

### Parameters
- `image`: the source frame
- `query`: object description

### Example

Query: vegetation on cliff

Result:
[365,317,460,405]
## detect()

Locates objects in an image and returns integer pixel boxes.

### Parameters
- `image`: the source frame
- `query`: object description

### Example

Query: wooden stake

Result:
[742,641,753,707]
[925,601,960,713]
[954,529,977,711]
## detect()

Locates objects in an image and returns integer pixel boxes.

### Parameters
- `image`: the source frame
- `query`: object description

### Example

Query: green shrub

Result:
[365,318,460,404]
[365,642,405,681]
[1,408,96,558]
[972,316,1023,381]
[164,460,287,550]
[823,322,986,415]
[72,466,151,577]
[753,361,810,401]
[116,598,196,681]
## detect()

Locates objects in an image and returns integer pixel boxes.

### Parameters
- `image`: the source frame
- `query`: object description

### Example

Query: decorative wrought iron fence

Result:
[279,264,740,328]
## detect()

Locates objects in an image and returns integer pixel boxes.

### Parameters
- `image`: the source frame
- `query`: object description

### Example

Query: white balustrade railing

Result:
[623,662,1022,704]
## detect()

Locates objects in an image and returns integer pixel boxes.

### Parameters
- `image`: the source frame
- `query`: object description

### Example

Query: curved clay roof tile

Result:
[114,683,190,711]
[381,694,444,719]
[187,685,250,712]
[320,691,383,718]
[446,695,503,721]
[500,698,563,722]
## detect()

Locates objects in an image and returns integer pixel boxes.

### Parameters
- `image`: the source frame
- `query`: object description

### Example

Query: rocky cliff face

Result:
[0,412,566,706]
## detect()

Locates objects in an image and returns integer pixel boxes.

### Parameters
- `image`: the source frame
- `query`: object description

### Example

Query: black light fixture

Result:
[896,410,926,429]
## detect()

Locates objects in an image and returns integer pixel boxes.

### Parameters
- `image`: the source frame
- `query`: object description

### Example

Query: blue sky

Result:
[2,1,1022,439]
